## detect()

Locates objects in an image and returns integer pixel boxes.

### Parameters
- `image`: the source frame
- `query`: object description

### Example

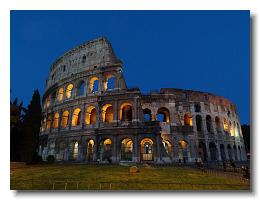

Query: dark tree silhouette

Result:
[10,98,27,161]
[19,90,42,163]
[241,124,250,154]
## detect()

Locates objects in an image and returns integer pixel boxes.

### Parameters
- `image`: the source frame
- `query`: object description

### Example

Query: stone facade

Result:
[38,37,247,164]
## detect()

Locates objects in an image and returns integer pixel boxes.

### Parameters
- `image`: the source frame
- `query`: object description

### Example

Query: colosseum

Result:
[38,37,247,164]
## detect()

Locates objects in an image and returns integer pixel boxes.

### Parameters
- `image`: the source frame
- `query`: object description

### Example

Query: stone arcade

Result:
[38,37,247,164]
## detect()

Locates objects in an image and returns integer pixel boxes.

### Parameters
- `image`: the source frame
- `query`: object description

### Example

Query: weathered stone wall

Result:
[39,37,247,164]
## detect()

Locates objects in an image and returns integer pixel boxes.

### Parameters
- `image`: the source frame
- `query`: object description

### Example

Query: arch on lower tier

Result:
[140,138,154,161]
[100,138,112,162]
[209,142,217,161]
[198,141,207,162]
[86,139,95,162]
[178,140,188,162]
[120,138,133,161]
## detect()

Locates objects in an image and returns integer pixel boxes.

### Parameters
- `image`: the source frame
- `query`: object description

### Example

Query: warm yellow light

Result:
[85,106,96,125]
[72,108,81,126]
[53,112,59,128]
[120,102,132,121]
[66,84,73,98]
[104,139,112,145]
[223,118,228,131]
[178,140,187,149]
[102,104,113,122]
[61,110,69,128]
[57,88,64,101]
[89,77,99,92]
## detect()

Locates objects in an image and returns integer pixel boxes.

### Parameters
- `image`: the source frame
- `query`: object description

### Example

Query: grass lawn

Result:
[10,164,250,190]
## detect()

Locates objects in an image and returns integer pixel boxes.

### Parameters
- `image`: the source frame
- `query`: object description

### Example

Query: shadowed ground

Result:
[10,164,250,190]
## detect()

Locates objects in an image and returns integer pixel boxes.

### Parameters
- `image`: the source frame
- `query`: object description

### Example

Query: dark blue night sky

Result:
[10,10,250,124]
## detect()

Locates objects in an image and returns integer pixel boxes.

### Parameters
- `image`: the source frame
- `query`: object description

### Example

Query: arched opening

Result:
[227,144,233,160]
[238,146,241,161]
[178,140,188,162]
[104,74,116,91]
[61,110,69,128]
[41,117,47,131]
[198,142,207,161]
[72,108,81,126]
[53,112,59,128]
[220,144,226,161]
[206,115,212,132]
[143,108,152,122]
[76,81,85,96]
[100,139,112,162]
[102,104,113,123]
[215,117,221,132]
[57,141,65,161]
[229,121,235,136]
[184,113,192,126]
[140,138,153,161]
[209,142,217,161]
[46,95,51,108]
[89,77,99,93]
[157,107,170,123]
[66,84,74,98]
[120,103,133,122]
[46,115,51,130]
[196,115,203,132]
[85,106,97,125]
[57,88,64,101]
[86,139,94,162]
[223,118,228,132]
[120,138,133,161]
[162,140,172,158]
[194,103,201,112]
[73,141,79,160]
[233,145,238,161]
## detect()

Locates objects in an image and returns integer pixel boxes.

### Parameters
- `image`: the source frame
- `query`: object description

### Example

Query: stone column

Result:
[216,143,222,161]
[133,135,139,162]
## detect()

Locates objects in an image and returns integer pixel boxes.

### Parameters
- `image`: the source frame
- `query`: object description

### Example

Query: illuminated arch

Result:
[89,76,99,93]
[223,118,228,132]
[104,74,116,91]
[102,104,113,122]
[61,110,69,128]
[184,112,192,126]
[120,138,133,161]
[46,115,51,130]
[87,139,95,161]
[72,108,81,126]
[53,112,59,128]
[120,102,133,122]
[157,107,170,123]
[46,95,51,108]
[229,121,235,136]
[66,84,74,98]
[85,105,97,125]
[57,88,64,101]
[140,138,153,161]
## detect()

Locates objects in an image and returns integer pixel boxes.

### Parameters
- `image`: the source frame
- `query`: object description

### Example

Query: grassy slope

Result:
[10,164,250,190]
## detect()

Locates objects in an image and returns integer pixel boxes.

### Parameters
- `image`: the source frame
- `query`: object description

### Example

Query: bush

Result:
[47,155,55,164]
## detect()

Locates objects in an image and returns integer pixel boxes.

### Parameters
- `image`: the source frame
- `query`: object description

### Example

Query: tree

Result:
[10,98,27,161]
[241,124,250,154]
[19,90,42,163]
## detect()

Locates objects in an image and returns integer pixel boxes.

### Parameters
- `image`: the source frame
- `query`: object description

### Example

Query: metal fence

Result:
[11,178,250,190]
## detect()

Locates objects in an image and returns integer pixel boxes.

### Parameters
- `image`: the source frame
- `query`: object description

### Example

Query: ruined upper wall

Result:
[45,37,117,90]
